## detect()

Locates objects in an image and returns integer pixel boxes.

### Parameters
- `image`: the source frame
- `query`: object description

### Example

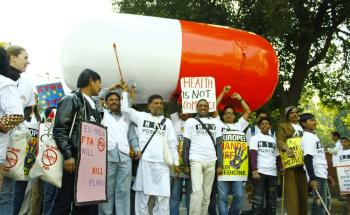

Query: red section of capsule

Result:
[176,20,279,111]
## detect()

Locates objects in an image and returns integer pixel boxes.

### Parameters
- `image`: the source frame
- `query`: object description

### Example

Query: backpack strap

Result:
[195,117,216,152]
[141,118,167,154]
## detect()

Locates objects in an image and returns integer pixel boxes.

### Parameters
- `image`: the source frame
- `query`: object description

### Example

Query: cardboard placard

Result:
[180,77,216,114]
[218,130,248,181]
[75,121,107,206]
[280,137,304,169]
[336,165,350,194]
[36,82,65,110]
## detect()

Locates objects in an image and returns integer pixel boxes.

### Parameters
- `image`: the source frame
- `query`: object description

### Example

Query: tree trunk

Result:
[280,39,311,115]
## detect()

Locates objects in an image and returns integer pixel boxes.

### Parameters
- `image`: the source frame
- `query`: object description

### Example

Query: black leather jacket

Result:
[53,91,102,160]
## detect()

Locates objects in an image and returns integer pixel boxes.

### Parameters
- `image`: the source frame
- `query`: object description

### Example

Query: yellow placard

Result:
[280,137,304,169]
[218,131,248,181]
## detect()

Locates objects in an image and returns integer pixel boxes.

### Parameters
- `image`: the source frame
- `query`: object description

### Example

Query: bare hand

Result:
[328,176,335,186]
[231,92,242,100]
[252,170,260,180]
[223,85,231,94]
[64,158,76,174]
[285,146,295,157]
[120,81,129,92]
[310,180,318,190]
[135,151,142,160]
[216,166,223,175]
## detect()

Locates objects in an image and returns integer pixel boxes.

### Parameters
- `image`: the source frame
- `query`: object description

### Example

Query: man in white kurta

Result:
[120,84,179,215]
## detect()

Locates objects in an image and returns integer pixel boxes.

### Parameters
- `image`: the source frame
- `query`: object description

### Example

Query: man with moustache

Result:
[120,82,180,215]
[98,90,141,215]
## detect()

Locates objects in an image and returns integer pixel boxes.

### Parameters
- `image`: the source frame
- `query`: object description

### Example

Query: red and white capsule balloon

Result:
[61,13,279,111]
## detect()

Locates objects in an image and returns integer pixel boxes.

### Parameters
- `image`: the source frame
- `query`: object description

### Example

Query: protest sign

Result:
[75,121,107,206]
[29,122,64,187]
[336,165,350,194]
[24,126,39,177]
[218,130,249,181]
[280,137,304,169]
[36,82,65,110]
[180,77,216,113]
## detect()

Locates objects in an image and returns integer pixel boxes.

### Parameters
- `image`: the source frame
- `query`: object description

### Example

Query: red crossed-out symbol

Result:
[42,149,57,166]
[98,138,105,152]
[4,151,18,168]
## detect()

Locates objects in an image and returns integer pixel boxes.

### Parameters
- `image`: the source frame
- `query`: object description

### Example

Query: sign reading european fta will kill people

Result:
[75,122,107,205]
[180,77,216,114]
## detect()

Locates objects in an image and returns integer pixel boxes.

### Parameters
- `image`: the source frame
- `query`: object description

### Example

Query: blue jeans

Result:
[0,176,14,214]
[311,178,331,215]
[13,180,28,215]
[170,177,191,215]
[252,174,277,215]
[43,182,58,215]
[98,160,132,215]
[217,181,244,215]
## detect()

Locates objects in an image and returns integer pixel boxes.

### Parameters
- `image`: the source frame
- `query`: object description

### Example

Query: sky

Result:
[0,0,113,90]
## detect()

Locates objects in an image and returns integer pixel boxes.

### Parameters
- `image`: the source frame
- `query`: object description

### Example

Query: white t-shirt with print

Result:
[336,148,350,166]
[249,133,279,176]
[121,92,179,165]
[16,76,35,108]
[215,116,249,133]
[301,131,328,179]
[246,125,276,143]
[291,123,303,137]
[184,117,221,162]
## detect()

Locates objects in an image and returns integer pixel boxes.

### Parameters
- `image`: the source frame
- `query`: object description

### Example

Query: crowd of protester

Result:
[0,44,349,215]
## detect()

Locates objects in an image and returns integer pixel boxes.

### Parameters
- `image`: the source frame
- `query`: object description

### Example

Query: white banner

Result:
[336,165,350,194]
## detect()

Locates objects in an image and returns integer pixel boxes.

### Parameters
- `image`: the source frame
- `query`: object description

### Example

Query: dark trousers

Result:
[51,170,98,215]
[13,180,28,215]
[252,174,277,215]
[208,177,217,215]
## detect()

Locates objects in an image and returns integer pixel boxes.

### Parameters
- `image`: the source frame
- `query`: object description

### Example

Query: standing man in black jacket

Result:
[51,69,102,215]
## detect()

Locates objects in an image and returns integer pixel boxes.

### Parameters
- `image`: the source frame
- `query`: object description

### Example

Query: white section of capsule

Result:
[61,13,182,103]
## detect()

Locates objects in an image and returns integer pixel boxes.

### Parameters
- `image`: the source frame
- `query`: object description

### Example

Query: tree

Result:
[113,0,350,112]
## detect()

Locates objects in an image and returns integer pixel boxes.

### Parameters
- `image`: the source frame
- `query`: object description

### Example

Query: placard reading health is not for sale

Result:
[181,77,216,114]
[75,121,107,206]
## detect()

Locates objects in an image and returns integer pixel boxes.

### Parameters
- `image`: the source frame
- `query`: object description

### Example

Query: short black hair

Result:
[331,131,341,138]
[197,99,209,105]
[76,69,101,88]
[0,47,9,77]
[148,94,163,104]
[340,136,349,141]
[258,117,271,126]
[105,91,120,101]
[299,113,315,128]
